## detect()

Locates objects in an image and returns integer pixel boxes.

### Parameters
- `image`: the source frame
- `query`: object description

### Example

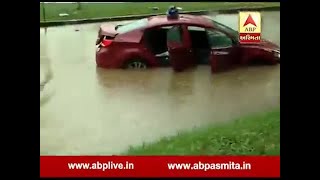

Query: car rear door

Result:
[167,25,196,72]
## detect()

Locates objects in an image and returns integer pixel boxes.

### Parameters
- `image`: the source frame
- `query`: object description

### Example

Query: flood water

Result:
[40,11,280,155]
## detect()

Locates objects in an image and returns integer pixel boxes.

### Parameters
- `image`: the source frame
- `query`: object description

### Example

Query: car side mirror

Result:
[232,39,239,46]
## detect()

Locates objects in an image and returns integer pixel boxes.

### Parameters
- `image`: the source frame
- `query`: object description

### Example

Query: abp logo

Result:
[239,12,261,43]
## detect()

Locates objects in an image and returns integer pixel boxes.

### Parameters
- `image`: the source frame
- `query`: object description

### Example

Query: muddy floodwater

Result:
[40,11,280,155]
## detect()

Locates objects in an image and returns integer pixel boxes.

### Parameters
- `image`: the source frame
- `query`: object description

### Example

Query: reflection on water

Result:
[40,11,280,155]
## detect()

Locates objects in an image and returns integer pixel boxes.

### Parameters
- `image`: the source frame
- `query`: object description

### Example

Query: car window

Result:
[187,26,210,49]
[167,26,183,43]
[116,18,148,34]
[207,29,233,48]
[210,19,238,37]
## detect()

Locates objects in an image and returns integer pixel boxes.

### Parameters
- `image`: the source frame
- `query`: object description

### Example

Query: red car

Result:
[96,14,280,72]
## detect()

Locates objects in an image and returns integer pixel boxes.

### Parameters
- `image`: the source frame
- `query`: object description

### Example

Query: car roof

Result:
[146,14,214,28]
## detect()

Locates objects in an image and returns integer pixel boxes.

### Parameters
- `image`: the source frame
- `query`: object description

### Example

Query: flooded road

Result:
[40,11,280,155]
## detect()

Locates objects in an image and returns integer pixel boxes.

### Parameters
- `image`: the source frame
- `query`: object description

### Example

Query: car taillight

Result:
[101,39,112,47]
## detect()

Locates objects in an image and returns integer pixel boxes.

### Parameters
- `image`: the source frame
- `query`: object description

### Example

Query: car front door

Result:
[167,25,196,72]
[207,29,241,73]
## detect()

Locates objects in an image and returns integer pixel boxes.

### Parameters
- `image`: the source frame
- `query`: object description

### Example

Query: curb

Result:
[217,6,279,14]
[40,6,279,27]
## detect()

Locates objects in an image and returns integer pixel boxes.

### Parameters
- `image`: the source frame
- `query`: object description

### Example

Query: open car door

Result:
[167,25,196,72]
[207,29,240,73]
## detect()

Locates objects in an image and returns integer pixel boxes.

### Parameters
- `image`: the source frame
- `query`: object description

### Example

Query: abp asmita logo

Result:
[239,12,261,43]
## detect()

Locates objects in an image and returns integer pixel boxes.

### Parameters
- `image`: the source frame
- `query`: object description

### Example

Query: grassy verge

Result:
[126,109,280,155]
[40,2,280,21]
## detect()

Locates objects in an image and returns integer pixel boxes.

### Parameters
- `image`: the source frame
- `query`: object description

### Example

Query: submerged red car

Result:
[96,14,280,72]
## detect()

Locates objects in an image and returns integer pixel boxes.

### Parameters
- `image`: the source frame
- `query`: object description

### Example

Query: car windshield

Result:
[116,18,148,34]
[211,20,238,37]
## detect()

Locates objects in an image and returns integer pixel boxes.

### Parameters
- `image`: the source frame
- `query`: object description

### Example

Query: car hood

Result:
[240,39,280,52]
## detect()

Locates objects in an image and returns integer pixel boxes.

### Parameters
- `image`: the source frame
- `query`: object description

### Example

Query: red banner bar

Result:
[40,156,280,178]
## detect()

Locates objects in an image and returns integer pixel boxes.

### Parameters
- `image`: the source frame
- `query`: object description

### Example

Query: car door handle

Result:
[213,51,229,55]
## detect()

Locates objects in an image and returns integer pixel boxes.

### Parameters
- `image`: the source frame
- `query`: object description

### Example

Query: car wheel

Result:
[125,59,148,69]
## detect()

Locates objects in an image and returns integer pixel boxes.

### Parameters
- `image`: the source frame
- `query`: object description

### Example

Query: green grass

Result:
[126,109,280,155]
[40,2,280,21]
